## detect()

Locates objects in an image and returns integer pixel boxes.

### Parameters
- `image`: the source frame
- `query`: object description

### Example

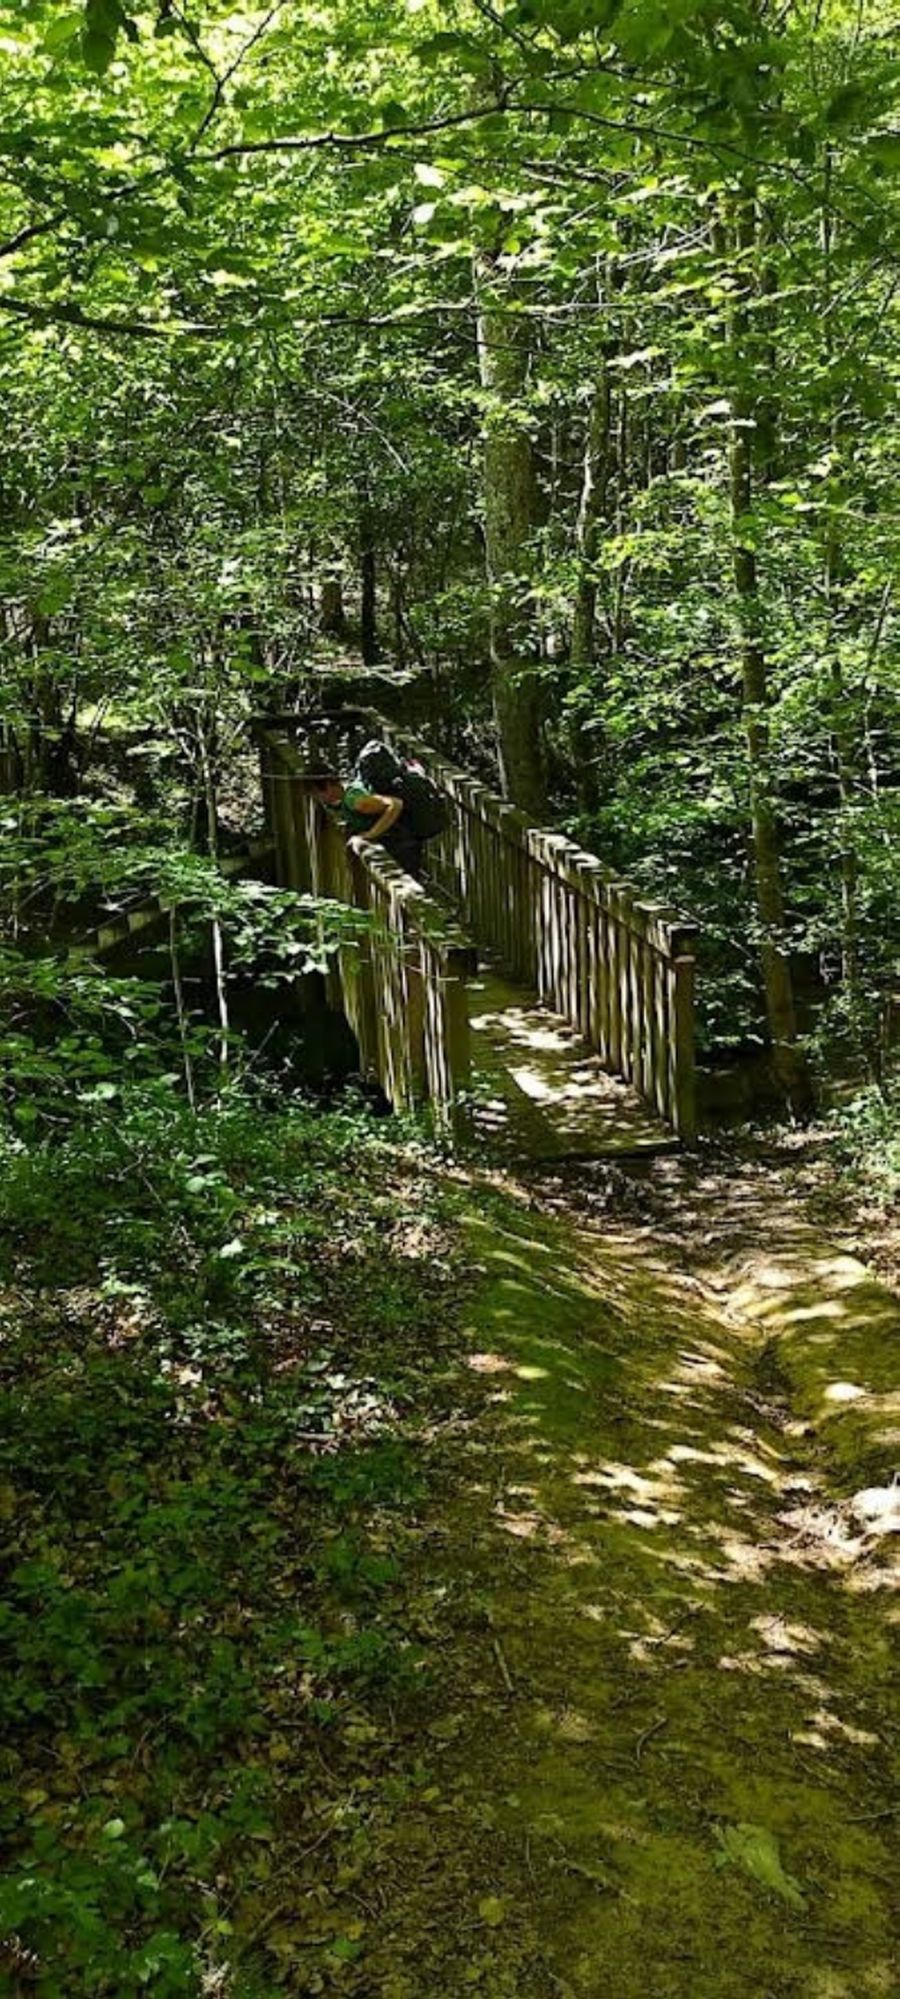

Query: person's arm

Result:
[354,792,404,842]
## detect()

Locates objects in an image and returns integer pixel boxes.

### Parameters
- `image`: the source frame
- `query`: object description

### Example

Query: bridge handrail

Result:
[254,725,475,1132]
[352,709,698,1141]
[357,711,697,954]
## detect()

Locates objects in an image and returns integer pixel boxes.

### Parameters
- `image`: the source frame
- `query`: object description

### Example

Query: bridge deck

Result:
[465,966,678,1160]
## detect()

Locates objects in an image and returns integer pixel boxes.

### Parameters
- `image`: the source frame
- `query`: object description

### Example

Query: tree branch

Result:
[0,295,217,340]
[197,96,514,164]
[0,210,72,262]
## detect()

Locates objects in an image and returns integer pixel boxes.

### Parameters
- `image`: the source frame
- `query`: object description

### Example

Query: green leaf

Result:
[825,82,868,130]
[44,13,82,53]
[82,27,116,73]
[865,131,900,174]
[715,1824,806,1910]
[36,573,74,616]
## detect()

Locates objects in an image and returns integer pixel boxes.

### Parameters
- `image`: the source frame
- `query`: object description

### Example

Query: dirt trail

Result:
[371,1156,898,1998]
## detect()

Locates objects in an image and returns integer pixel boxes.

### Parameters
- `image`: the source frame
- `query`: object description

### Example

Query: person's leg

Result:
[380,829,423,880]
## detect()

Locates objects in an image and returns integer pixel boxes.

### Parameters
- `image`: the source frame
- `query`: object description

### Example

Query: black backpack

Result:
[355,739,449,841]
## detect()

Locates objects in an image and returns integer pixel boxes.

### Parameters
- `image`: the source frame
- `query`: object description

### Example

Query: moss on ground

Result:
[388,1189,898,1998]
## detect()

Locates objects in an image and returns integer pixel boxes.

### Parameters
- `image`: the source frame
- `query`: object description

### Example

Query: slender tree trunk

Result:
[727,194,811,1113]
[825,545,861,995]
[571,368,612,674]
[475,250,546,816]
[359,497,378,666]
[169,909,197,1110]
[389,559,407,665]
[821,148,862,1010]
[569,363,613,813]
[611,381,630,654]
[197,718,230,1068]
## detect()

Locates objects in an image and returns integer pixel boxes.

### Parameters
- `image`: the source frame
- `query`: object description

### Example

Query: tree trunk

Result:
[475,250,546,816]
[821,148,863,1015]
[611,381,630,655]
[320,576,347,640]
[727,195,811,1114]
[571,369,612,674]
[359,500,378,666]
[569,365,613,813]
[197,718,230,1068]
[170,909,197,1110]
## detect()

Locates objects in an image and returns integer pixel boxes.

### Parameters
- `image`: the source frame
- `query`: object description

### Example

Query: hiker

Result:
[311,771,425,879]
[312,739,449,883]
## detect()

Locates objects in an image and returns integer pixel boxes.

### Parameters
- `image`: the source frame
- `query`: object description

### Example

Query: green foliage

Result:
[0,1091,462,1991]
[831,1080,900,1210]
[1,0,896,1071]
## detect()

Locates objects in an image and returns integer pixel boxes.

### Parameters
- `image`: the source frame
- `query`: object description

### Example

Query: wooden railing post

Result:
[257,733,278,858]
[255,727,313,892]
[342,838,473,1126]
[422,938,473,1143]
[667,926,698,1143]
[342,847,379,1080]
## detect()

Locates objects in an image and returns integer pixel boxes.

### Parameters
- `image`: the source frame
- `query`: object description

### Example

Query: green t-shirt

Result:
[331,781,378,837]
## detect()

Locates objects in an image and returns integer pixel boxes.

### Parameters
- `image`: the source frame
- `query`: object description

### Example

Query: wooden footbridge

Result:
[255,713,699,1158]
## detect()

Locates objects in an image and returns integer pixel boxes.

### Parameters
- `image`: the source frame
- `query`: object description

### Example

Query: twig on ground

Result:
[556,1857,618,1892]
[647,1605,699,1647]
[236,1901,327,1956]
[492,1635,516,1695]
[634,1713,668,1761]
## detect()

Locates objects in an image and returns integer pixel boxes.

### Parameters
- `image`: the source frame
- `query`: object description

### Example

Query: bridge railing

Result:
[256,726,476,1132]
[355,713,699,1142]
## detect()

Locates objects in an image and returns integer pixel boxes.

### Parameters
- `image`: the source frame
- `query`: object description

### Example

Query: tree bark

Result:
[568,363,613,813]
[197,717,230,1068]
[475,250,546,816]
[169,909,197,1110]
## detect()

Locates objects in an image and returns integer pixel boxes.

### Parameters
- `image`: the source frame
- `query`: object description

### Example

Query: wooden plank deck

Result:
[466,967,679,1161]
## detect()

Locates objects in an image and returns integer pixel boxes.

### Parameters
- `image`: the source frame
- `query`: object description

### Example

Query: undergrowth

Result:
[832,1079,900,1211]
[0,1090,466,1995]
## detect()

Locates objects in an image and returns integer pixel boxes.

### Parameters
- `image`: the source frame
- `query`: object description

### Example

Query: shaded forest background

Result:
[0,0,898,1117]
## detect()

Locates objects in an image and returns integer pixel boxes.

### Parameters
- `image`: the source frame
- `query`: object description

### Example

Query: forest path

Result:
[381,1153,898,1998]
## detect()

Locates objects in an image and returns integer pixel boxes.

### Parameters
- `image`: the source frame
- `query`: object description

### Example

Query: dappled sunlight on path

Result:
[418,1193,898,1998]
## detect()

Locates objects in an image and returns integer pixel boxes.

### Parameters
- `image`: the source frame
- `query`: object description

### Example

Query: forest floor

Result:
[1,1114,897,1997]
[344,1141,898,1999]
